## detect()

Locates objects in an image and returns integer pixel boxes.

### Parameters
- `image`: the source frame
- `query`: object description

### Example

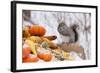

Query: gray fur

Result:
[58,22,78,43]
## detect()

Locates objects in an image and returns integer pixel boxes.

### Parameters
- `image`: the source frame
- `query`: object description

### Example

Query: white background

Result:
[16,3,96,70]
[0,0,99,73]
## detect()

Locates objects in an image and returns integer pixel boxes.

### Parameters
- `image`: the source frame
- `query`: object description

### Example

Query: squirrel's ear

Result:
[59,22,66,26]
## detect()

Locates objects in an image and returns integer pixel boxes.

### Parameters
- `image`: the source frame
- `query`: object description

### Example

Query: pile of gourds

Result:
[22,25,75,63]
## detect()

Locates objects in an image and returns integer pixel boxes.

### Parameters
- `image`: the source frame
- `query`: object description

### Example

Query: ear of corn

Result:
[62,51,70,59]
[25,39,37,55]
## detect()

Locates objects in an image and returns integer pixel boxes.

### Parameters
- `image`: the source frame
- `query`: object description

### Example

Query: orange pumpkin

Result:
[43,54,52,62]
[37,53,44,59]
[38,53,52,62]
[22,47,31,59]
[23,56,39,63]
[29,25,46,36]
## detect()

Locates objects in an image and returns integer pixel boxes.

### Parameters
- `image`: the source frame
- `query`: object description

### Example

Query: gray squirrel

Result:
[57,22,78,43]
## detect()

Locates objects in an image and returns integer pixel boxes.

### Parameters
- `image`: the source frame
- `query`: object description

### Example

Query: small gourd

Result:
[29,25,46,36]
